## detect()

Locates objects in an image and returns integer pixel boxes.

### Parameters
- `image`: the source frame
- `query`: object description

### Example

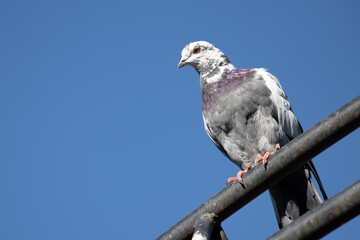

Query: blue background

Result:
[1,1,359,239]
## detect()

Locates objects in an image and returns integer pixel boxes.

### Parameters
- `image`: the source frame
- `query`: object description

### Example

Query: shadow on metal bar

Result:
[157,95,360,240]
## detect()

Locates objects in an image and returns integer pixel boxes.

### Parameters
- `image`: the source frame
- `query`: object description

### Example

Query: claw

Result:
[256,144,280,165]
[227,164,252,184]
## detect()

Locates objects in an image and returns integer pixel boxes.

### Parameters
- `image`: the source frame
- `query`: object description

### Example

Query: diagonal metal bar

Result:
[267,180,360,240]
[157,95,360,240]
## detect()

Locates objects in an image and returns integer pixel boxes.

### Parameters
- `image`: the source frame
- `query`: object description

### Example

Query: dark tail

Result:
[269,163,325,228]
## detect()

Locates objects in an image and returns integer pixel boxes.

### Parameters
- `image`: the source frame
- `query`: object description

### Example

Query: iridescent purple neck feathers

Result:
[202,69,253,111]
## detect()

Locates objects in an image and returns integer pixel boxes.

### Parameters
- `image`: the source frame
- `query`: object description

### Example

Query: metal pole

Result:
[267,180,360,240]
[157,96,360,240]
[210,224,228,240]
[192,213,216,240]
[191,213,228,240]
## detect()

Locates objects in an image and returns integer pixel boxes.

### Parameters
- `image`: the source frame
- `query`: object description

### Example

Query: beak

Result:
[177,57,189,69]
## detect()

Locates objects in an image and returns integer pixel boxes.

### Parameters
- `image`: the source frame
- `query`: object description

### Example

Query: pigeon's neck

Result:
[199,61,236,87]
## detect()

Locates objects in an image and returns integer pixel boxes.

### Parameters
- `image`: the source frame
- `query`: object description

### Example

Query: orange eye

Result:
[193,48,200,54]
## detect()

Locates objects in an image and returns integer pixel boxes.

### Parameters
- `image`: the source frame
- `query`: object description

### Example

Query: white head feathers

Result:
[178,41,235,84]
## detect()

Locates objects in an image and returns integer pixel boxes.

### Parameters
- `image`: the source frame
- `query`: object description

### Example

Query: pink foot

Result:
[256,144,280,165]
[227,164,252,184]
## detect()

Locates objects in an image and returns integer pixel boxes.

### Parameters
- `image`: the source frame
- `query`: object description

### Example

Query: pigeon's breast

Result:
[201,69,251,111]
[201,69,279,166]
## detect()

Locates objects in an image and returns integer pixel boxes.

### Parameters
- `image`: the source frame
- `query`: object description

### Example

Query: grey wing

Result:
[259,69,302,139]
[259,68,328,200]
[203,115,231,159]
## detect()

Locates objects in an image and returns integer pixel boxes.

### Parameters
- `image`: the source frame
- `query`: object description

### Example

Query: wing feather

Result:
[259,68,302,139]
[258,68,327,200]
[203,115,230,159]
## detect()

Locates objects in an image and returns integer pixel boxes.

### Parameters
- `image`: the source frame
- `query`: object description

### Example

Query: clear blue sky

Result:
[1,1,359,239]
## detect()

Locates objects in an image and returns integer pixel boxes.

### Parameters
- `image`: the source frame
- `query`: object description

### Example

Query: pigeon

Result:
[178,41,328,228]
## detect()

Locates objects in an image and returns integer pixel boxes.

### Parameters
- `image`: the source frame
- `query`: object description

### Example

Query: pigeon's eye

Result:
[193,48,200,54]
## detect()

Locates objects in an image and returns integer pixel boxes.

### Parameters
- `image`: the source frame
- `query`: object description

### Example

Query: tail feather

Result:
[269,164,325,228]
[307,160,328,200]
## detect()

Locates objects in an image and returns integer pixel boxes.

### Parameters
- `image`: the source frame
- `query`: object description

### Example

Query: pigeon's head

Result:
[178,41,233,75]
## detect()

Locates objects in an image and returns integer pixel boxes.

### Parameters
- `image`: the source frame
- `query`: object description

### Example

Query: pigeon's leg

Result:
[255,144,280,165]
[227,164,252,184]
